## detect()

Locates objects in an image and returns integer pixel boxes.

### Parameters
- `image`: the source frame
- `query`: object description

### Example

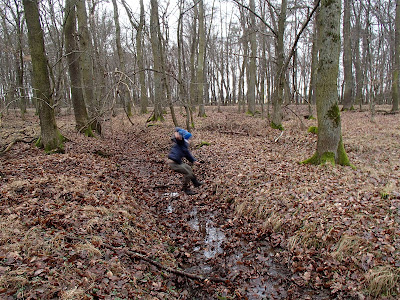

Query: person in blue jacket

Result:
[167,127,203,195]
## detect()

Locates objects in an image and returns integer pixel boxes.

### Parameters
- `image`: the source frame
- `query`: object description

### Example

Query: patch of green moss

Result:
[246,110,255,116]
[300,152,319,165]
[307,126,318,134]
[301,151,335,166]
[82,126,95,137]
[270,122,284,131]
[327,104,341,126]
[327,103,341,127]
[336,137,351,166]
[320,152,336,165]
[36,132,66,154]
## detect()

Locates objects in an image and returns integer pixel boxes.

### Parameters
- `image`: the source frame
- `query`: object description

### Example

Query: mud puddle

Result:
[166,200,291,299]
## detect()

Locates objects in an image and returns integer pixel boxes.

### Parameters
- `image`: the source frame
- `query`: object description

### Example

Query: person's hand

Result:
[174,131,182,140]
[194,161,201,165]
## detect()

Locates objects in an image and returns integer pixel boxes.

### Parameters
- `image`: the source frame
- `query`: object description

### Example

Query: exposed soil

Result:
[0,105,399,299]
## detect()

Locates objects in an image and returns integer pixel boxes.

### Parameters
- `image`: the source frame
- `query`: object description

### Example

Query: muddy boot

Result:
[192,177,203,188]
[182,183,197,195]
[183,189,197,195]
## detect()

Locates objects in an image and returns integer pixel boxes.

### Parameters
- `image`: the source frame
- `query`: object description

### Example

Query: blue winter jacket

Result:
[168,138,196,164]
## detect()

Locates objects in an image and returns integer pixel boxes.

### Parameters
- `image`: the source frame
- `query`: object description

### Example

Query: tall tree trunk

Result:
[14,1,26,118]
[121,0,148,114]
[303,0,349,166]
[392,0,400,112]
[112,0,132,116]
[23,0,64,152]
[271,0,287,129]
[76,0,101,133]
[342,0,354,110]
[247,0,257,115]
[353,2,363,110]
[190,3,198,110]
[197,0,206,117]
[137,0,148,114]
[64,0,92,135]
[308,0,319,117]
[149,0,164,121]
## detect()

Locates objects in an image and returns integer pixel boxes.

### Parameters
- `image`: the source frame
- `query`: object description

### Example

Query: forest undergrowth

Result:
[0,105,399,299]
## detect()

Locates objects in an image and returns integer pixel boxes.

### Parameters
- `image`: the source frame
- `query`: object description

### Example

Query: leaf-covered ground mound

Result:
[1,106,399,299]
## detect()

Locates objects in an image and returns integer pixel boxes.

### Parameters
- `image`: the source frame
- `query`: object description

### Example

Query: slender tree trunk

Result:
[14,2,26,118]
[23,0,64,152]
[342,0,354,110]
[271,0,287,129]
[138,0,148,114]
[353,2,363,110]
[149,0,164,121]
[112,0,132,116]
[76,0,101,133]
[121,0,148,114]
[392,0,400,112]
[197,0,206,117]
[247,0,257,115]
[303,0,349,166]
[64,0,92,135]
[308,0,319,117]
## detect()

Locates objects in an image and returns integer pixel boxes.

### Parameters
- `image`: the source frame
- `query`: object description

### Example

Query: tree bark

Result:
[22,0,64,152]
[353,2,363,110]
[197,0,206,117]
[308,0,319,116]
[247,0,257,115]
[303,0,350,166]
[271,0,287,129]
[64,0,92,135]
[76,0,101,134]
[392,0,400,112]
[112,0,132,116]
[342,0,354,110]
[149,0,164,121]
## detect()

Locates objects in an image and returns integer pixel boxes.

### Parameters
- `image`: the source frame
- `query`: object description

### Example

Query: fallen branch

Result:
[0,137,36,155]
[274,131,284,143]
[64,235,228,284]
[123,249,226,283]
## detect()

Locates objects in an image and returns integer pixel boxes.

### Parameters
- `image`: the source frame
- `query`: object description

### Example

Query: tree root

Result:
[0,137,36,155]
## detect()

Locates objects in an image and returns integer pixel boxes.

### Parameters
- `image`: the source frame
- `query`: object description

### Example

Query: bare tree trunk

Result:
[353,2,363,110]
[197,0,206,117]
[247,0,257,115]
[76,0,101,133]
[149,0,164,122]
[64,0,92,135]
[342,0,354,110]
[23,0,64,152]
[121,0,148,114]
[112,0,132,116]
[303,0,349,166]
[271,0,287,130]
[308,0,319,117]
[392,0,400,112]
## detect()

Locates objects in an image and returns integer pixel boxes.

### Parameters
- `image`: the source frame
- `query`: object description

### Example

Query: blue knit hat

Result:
[176,128,192,140]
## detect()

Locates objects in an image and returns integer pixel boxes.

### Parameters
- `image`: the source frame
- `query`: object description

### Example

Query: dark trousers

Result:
[168,160,195,188]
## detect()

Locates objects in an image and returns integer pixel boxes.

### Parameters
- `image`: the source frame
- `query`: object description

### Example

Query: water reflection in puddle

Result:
[188,207,225,259]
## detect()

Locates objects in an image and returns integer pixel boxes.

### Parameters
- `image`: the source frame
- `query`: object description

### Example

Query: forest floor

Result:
[0,105,399,299]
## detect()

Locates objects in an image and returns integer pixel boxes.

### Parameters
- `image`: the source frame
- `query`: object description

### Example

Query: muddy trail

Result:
[4,108,398,299]
[113,129,331,299]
